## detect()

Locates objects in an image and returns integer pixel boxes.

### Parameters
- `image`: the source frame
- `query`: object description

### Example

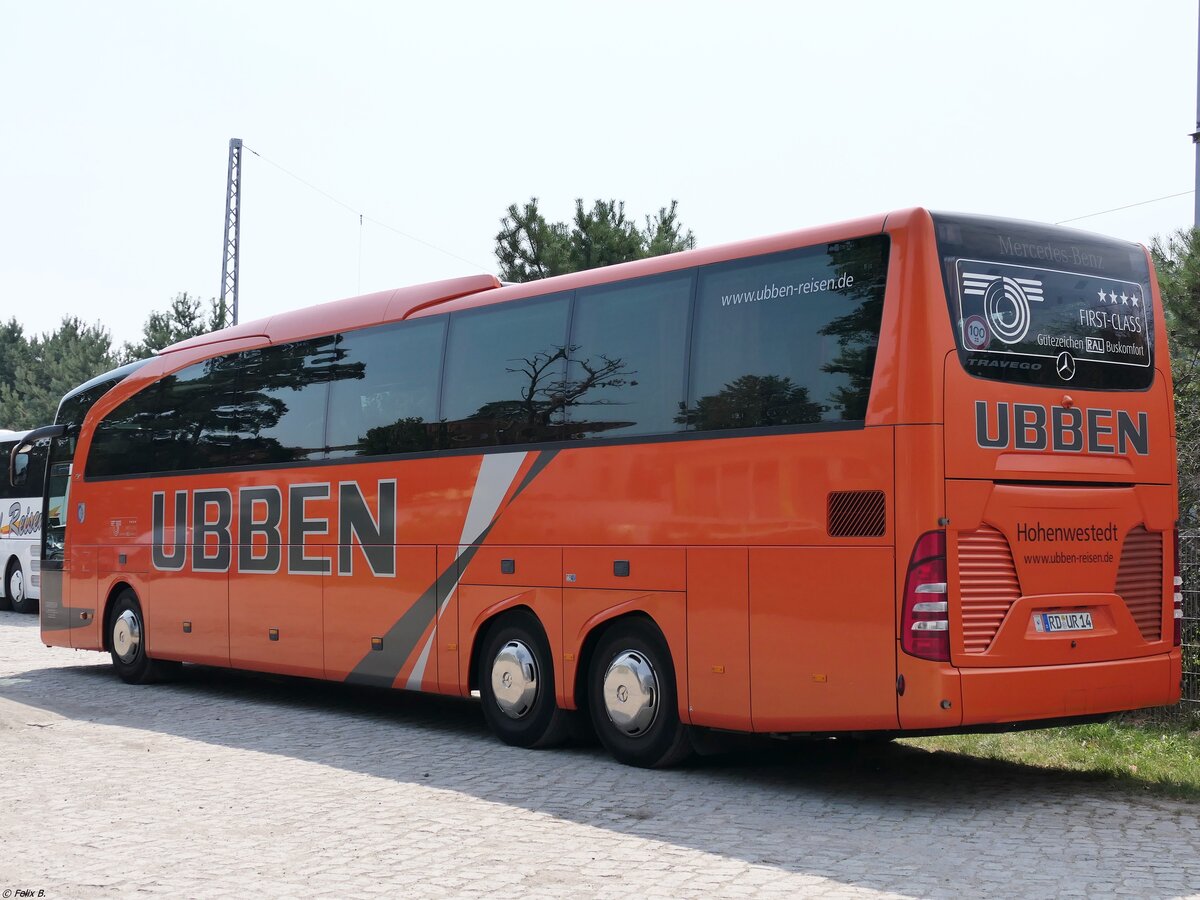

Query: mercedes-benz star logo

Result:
[1056,351,1076,381]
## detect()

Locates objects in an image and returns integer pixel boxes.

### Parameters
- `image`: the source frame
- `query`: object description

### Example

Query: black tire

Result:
[564,708,598,746]
[0,559,13,612]
[587,617,692,768]
[6,558,36,614]
[106,589,179,685]
[478,609,569,749]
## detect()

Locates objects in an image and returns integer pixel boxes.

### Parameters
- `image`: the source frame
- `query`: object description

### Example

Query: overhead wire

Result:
[242,144,493,274]
[1055,190,1194,225]
[244,142,1192,266]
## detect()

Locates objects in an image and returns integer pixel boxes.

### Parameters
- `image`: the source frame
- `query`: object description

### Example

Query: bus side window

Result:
[327,317,445,458]
[87,382,161,477]
[567,272,692,440]
[442,293,572,448]
[227,337,342,465]
[151,359,240,472]
[685,237,889,430]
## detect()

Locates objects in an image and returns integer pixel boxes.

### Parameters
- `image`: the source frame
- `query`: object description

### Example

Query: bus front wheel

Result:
[587,618,692,768]
[106,589,179,685]
[5,559,35,615]
[478,610,569,749]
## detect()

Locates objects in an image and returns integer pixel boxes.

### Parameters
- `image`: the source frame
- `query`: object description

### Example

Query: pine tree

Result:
[0,318,29,406]
[1151,229,1200,525]
[496,198,696,283]
[0,318,117,429]
[121,292,229,362]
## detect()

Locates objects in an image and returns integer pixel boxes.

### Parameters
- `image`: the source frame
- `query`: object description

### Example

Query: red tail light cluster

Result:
[1174,527,1183,648]
[901,530,949,661]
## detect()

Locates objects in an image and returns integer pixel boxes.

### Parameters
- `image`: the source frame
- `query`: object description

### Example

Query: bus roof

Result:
[155,211,895,353]
[161,273,503,355]
[148,208,1159,358]
[59,359,152,406]
[422,211,891,319]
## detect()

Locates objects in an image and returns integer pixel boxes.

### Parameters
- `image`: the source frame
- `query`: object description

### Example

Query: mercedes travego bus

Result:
[25,209,1180,767]
[1,428,48,614]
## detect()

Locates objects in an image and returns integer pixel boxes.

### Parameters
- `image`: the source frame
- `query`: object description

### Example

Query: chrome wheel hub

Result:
[9,569,24,603]
[490,639,538,719]
[602,650,659,736]
[112,609,141,664]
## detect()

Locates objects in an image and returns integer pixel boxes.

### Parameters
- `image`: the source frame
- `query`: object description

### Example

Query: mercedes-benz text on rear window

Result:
[934,213,1155,390]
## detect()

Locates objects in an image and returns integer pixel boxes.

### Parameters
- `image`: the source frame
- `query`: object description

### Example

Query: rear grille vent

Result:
[827,490,885,538]
[958,524,1021,654]
[1115,526,1163,642]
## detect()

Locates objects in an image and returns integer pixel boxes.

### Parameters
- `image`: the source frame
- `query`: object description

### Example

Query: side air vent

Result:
[827,490,886,538]
[958,524,1021,653]
[1116,526,1163,642]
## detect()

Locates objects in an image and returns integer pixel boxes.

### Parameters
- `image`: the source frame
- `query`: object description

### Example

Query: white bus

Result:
[1,429,47,614]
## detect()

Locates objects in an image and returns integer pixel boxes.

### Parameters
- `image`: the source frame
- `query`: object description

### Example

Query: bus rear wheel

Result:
[107,589,179,685]
[587,618,692,768]
[6,559,36,615]
[478,610,569,749]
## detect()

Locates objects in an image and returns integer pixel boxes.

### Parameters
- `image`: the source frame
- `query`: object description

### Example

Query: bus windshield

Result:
[934,212,1155,391]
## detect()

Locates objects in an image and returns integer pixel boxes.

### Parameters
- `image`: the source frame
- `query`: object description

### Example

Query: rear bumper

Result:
[957,650,1180,726]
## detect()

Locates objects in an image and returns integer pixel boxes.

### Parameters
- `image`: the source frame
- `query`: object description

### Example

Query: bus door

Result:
[16,422,98,643]
[38,427,76,638]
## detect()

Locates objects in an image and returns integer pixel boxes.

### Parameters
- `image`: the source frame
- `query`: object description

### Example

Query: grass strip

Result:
[902,717,1200,799]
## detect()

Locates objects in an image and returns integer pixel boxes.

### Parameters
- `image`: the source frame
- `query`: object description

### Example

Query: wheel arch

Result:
[1,553,16,601]
[467,602,541,693]
[2,552,19,582]
[101,580,136,652]
[576,608,692,767]
[572,610,664,714]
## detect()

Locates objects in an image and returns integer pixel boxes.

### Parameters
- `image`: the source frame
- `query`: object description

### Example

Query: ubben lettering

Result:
[151,480,397,576]
[974,400,1149,455]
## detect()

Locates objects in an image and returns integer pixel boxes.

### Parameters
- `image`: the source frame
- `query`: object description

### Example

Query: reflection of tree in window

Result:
[456,344,635,445]
[151,355,243,471]
[819,238,889,421]
[327,318,444,458]
[564,273,691,439]
[150,339,368,470]
[682,237,889,431]
[676,374,822,430]
[229,337,364,464]
[360,418,431,455]
[560,345,639,438]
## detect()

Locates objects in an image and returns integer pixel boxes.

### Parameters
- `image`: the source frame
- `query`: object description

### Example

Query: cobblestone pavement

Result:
[1,611,1198,899]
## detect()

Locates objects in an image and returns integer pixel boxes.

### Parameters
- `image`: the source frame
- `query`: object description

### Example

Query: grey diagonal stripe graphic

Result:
[345,450,558,688]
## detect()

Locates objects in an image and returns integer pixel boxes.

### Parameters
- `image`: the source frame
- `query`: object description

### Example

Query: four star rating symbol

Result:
[1096,288,1141,308]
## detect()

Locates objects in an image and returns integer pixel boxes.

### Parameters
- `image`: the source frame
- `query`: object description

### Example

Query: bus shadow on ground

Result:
[2,612,1196,898]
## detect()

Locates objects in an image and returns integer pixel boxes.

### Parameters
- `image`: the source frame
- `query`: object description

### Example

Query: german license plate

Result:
[1033,611,1093,633]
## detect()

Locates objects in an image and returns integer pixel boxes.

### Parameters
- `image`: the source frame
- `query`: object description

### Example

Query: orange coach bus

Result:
[22,208,1181,767]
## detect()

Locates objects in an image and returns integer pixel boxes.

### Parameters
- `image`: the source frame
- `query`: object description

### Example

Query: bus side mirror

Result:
[8,423,67,487]
[9,449,28,487]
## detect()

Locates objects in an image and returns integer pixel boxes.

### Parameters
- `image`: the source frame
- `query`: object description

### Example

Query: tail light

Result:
[1174,527,1183,648]
[901,530,949,661]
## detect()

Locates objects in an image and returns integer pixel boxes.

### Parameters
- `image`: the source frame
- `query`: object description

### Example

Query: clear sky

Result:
[2,0,1196,346]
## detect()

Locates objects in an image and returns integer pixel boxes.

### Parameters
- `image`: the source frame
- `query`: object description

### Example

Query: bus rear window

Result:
[934,213,1155,391]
